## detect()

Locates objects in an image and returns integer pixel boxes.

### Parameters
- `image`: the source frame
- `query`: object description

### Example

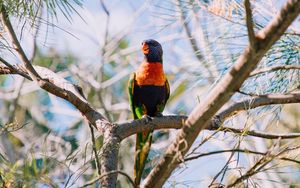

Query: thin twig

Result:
[80,170,136,188]
[227,145,300,187]
[218,126,300,139]
[177,0,215,83]
[184,148,300,165]
[209,145,237,187]
[89,123,101,176]
[30,7,42,61]
[250,65,300,77]
[244,0,257,49]
[97,0,112,121]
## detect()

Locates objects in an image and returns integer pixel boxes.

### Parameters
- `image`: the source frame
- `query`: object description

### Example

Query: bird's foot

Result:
[142,115,152,123]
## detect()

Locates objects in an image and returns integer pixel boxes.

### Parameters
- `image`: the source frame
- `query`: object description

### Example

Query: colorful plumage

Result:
[128,39,170,186]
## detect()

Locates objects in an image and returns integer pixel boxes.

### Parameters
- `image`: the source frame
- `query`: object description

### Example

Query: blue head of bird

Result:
[142,39,163,63]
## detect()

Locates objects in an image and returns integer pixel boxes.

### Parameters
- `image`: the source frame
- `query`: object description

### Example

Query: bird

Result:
[128,39,170,186]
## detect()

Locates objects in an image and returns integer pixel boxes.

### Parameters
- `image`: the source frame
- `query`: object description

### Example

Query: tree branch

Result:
[184,148,300,165]
[114,92,300,140]
[0,63,110,132]
[217,127,300,139]
[0,4,111,133]
[143,1,300,186]
[227,145,300,187]
[244,0,257,49]
[250,64,300,77]
[216,92,300,120]
[0,57,32,80]
[177,0,215,83]
[1,65,300,186]
[89,123,101,176]
[0,5,41,81]
[115,115,186,140]
[0,62,117,187]
[80,170,136,188]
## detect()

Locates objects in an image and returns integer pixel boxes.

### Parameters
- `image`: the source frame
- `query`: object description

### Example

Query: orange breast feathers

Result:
[135,62,166,86]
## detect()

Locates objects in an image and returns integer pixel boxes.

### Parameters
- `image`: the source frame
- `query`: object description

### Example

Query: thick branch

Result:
[144,1,300,187]
[115,92,300,139]
[0,64,110,132]
[0,60,117,187]
[115,115,186,140]
[0,58,32,80]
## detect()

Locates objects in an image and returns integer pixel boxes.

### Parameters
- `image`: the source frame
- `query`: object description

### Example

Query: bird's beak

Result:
[142,42,149,54]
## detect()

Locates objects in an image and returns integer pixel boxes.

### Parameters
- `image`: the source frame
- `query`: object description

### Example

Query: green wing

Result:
[128,72,152,185]
[128,72,138,119]
[128,72,146,119]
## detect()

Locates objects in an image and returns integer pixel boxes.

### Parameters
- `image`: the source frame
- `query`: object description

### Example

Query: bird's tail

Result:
[134,131,153,186]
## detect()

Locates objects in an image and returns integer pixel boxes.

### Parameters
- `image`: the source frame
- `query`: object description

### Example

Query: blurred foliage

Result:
[0,0,299,187]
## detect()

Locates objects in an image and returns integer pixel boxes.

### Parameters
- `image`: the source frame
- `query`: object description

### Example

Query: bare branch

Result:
[0,58,32,80]
[227,145,300,187]
[80,170,136,188]
[30,7,42,61]
[0,5,111,133]
[217,127,300,139]
[144,0,300,185]
[115,115,186,140]
[1,62,299,142]
[100,0,110,16]
[177,0,215,83]
[244,0,257,49]
[0,63,110,134]
[115,92,300,140]
[250,64,300,77]
[184,148,300,165]
[89,123,101,176]
[0,5,41,81]
[0,60,115,187]
[217,92,300,120]
[97,0,112,121]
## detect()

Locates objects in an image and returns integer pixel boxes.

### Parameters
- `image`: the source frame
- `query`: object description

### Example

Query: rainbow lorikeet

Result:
[128,39,170,185]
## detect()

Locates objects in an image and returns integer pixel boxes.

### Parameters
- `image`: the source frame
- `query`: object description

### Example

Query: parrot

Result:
[128,39,170,186]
